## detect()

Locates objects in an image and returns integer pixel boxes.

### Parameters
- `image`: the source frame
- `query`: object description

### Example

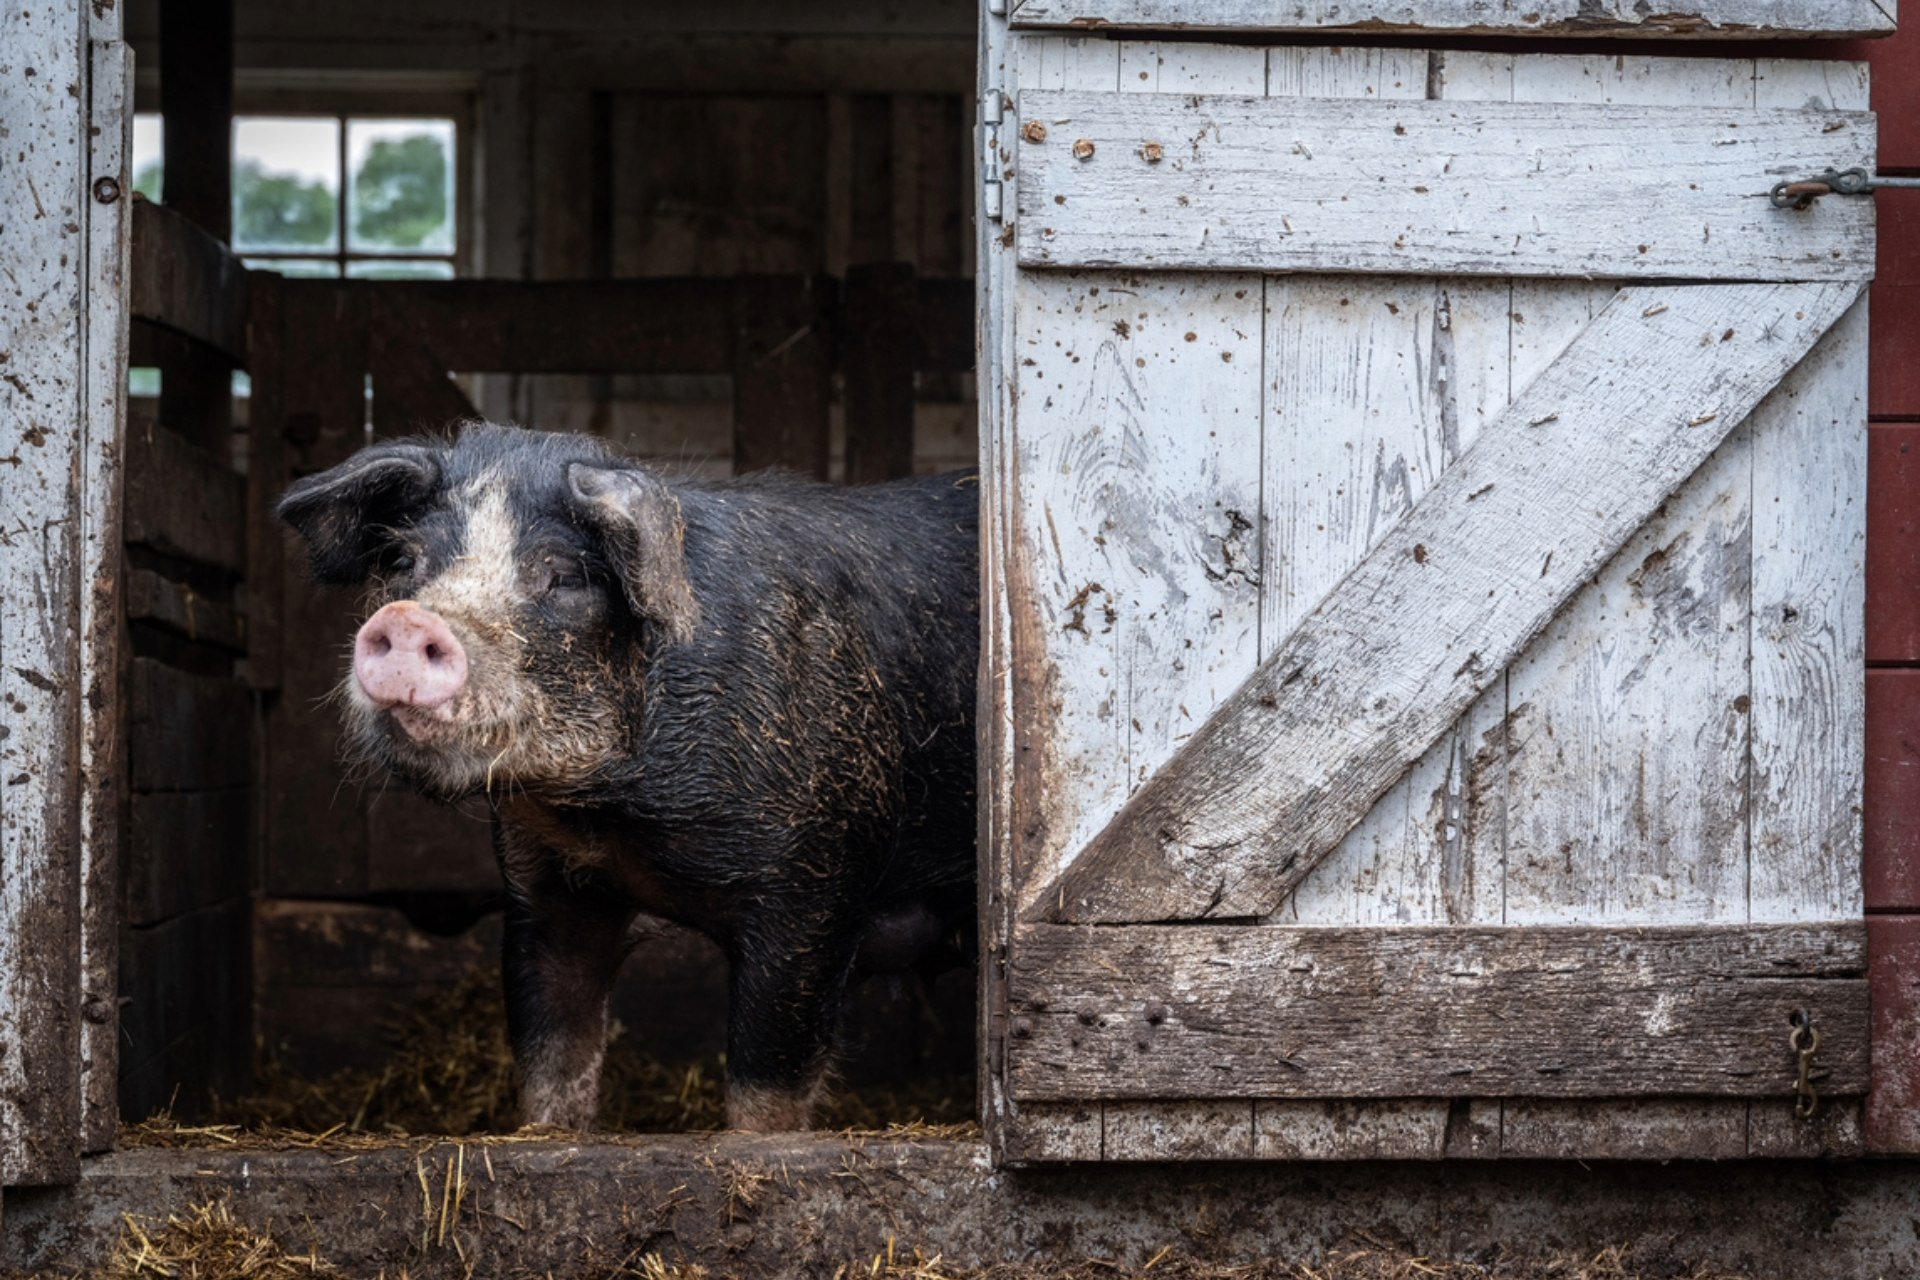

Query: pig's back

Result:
[642,470,979,903]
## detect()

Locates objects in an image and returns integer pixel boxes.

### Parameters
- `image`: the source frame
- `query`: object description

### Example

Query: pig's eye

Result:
[390,553,415,573]
[542,558,589,593]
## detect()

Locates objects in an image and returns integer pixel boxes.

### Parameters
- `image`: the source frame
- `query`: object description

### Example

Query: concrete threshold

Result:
[5,1135,1920,1278]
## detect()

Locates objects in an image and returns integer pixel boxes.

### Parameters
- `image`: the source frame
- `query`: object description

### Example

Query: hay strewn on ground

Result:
[103,1200,336,1277]
[120,968,973,1148]
[74,1207,1762,1280]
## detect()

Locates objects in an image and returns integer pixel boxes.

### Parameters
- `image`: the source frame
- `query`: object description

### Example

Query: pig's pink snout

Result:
[354,602,468,710]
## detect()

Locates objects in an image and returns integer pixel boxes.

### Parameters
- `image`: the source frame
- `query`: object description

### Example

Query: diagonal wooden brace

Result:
[1030,279,1865,925]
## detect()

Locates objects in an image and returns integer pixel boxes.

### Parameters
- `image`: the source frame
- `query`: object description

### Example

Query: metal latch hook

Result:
[1772,167,1920,210]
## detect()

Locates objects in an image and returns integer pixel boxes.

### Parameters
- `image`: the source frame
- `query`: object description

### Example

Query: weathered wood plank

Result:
[1751,1096,1865,1156]
[1745,283,1867,923]
[1007,0,1895,37]
[1263,276,1509,929]
[124,789,250,929]
[842,262,917,485]
[1500,1100,1749,1159]
[731,275,833,478]
[1006,923,1869,1102]
[999,1101,1103,1162]
[1103,1101,1253,1159]
[981,33,1124,1159]
[1006,42,1267,914]
[126,568,246,653]
[372,280,736,375]
[1037,280,1860,925]
[1,1,92,1186]
[129,200,250,366]
[127,658,252,793]
[123,418,247,574]
[1014,93,1874,282]
[1252,1100,1452,1159]
[266,282,370,898]
[368,294,482,439]
[1447,55,1765,930]
[80,34,133,1156]
[117,899,250,1123]
[244,269,286,691]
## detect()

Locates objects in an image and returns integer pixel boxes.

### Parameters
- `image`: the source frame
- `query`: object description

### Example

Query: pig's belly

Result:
[854,901,950,974]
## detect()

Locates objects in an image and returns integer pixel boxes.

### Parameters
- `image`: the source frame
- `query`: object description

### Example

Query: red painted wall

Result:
[1854,25,1920,1152]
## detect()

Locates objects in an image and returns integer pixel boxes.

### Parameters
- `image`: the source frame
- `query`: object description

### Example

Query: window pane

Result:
[244,257,343,279]
[132,114,163,203]
[233,117,340,253]
[129,366,160,397]
[344,258,455,280]
[348,119,455,255]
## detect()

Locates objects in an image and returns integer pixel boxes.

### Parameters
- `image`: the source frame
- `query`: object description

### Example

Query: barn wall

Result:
[123,0,980,480]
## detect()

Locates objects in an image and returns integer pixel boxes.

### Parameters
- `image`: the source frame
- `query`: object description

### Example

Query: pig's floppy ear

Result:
[567,463,700,645]
[277,443,444,584]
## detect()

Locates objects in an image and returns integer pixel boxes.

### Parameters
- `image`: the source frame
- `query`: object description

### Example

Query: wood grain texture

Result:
[730,275,834,478]
[1253,1100,1453,1159]
[1003,34,1268,916]
[1103,1101,1253,1159]
[123,418,248,574]
[1006,923,1869,1102]
[1015,93,1874,282]
[1037,280,1860,925]
[1263,276,1509,930]
[1,1,91,1186]
[1008,0,1895,36]
[80,35,133,1156]
[127,659,252,794]
[128,200,250,366]
[1746,298,1867,922]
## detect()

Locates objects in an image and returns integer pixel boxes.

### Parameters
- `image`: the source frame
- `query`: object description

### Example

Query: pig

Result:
[276,422,978,1131]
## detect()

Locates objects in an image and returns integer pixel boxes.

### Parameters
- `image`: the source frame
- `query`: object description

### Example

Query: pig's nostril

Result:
[424,643,442,663]
[371,635,392,657]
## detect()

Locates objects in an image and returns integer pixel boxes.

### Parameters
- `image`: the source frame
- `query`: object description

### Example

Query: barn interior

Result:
[115,0,981,1130]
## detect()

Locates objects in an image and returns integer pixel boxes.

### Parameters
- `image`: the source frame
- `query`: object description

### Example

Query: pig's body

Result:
[279,424,977,1130]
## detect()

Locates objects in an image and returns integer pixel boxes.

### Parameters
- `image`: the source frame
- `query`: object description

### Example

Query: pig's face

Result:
[277,423,698,800]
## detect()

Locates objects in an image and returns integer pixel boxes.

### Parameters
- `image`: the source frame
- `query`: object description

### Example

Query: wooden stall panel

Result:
[1041,281,1860,925]
[1008,923,1868,1101]
[1,2,97,1187]
[1007,0,1896,37]
[1015,93,1874,281]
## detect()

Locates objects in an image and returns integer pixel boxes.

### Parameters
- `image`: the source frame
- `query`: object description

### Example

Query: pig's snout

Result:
[354,602,468,711]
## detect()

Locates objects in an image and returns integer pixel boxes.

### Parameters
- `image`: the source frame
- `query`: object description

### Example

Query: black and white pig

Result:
[277,422,978,1131]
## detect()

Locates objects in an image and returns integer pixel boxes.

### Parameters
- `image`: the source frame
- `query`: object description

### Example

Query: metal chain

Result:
[1789,1009,1822,1120]
[1772,168,1920,210]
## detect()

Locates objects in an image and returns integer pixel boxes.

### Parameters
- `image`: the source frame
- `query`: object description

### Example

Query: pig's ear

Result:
[567,463,700,644]
[277,443,444,584]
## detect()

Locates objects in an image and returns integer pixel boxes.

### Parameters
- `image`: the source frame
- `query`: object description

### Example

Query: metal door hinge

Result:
[982,87,1006,222]
[988,0,1009,15]
[1772,167,1920,209]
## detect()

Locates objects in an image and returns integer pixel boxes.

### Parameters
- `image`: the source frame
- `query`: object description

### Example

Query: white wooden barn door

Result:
[977,19,1877,1161]
[0,1,130,1186]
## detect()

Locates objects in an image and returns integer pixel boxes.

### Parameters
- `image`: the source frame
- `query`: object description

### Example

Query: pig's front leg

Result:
[498,842,638,1130]
[724,911,861,1131]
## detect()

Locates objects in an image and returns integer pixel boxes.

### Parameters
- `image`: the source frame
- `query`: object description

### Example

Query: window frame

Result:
[131,77,477,279]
